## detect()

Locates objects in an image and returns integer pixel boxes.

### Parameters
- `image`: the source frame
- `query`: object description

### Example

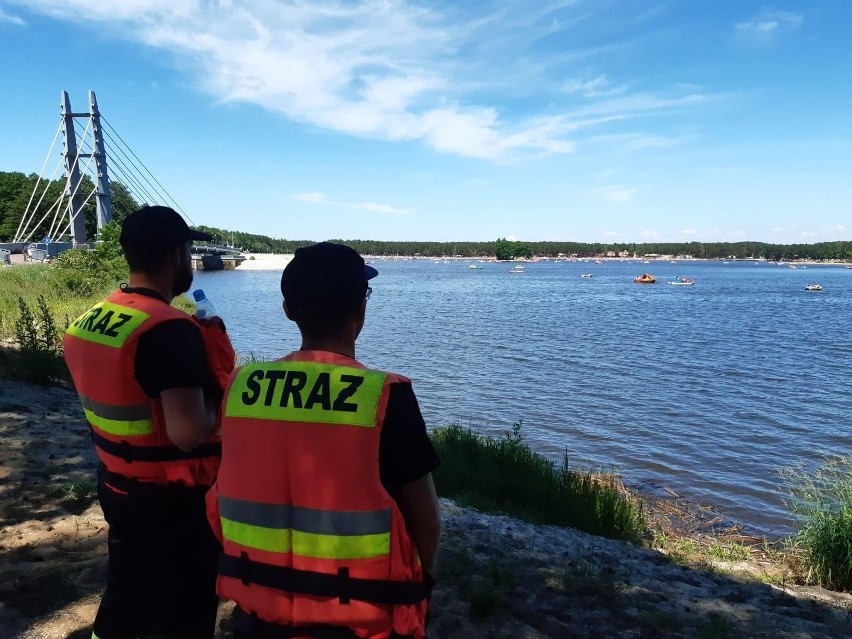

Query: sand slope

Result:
[1,380,850,638]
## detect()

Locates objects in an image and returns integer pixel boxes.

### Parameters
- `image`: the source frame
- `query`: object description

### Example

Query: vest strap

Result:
[220,552,430,606]
[91,428,221,462]
[233,608,362,639]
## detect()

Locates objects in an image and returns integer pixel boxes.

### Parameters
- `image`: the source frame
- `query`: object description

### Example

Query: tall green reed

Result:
[431,421,645,543]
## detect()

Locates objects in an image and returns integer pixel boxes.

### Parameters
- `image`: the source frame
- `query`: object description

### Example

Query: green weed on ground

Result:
[781,455,852,590]
[0,250,124,339]
[0,295,68,385]
[430,421,646,543]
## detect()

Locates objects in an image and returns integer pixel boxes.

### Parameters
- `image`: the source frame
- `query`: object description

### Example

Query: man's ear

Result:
[283,300,295,321]
[166,243,183,269]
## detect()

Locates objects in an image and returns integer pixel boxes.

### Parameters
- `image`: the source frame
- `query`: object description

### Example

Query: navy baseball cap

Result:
[281,242,378,317]
[120,205,212,254]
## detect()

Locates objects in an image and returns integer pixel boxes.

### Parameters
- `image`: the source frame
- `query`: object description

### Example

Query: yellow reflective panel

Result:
[225,362,386,427]
[222,518,390,560]
[85,409,153,436]
[222,518,293,553]
[66,301,150,348]
[293,530,390,560]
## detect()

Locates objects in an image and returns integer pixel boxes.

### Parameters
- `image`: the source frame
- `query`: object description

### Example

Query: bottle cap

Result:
[192,289,206,302]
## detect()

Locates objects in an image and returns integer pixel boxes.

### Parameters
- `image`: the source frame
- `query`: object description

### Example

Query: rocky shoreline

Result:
[1,380,851,638]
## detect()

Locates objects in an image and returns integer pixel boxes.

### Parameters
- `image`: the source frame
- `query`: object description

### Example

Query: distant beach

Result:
[235,253,293,271]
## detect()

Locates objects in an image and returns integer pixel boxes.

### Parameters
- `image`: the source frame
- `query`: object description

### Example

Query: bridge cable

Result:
[24,119,92,244]
[14,157,65,243]
[54,185,98,241]
[13,121,63,242]
[45,120,96,241]
[104,140,162,209]
[19,186,67,244]
[102,116,194,225]
[101,127,178,217]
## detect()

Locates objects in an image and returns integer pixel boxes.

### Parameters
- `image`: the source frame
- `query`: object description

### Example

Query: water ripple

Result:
[195,260,852,536]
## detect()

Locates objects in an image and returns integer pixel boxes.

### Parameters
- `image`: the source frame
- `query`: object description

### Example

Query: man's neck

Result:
[299,338,356,359]
[127,273,174,303]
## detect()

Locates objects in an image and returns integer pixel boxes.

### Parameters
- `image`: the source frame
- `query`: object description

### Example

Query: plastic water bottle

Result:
[192,289,219,319]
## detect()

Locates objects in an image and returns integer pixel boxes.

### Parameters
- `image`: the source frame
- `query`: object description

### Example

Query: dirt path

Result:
[1,380,851,638]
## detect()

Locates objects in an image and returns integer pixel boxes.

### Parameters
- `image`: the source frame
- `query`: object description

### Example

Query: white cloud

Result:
[354,202,413,215]
[587,132,689,152]
[505,235,517,241]
[680,228,699,236]
[13,0,713,161]
[640,230,659,238]
[291,191,411,215]
[598,186,636,203]
[770,226,785,234]
[828,224,847,233]
[562,75,629,98]
[602,230,619,237]
[0,8,25,24]
[801,230,817,238]
[291,192,327,203]
[735,10,803,45]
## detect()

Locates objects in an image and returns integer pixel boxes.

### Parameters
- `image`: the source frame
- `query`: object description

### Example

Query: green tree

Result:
[495,238,513,260]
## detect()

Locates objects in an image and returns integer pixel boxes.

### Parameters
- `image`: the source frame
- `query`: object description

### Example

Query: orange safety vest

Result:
[208,350,429,639]
[64,289,224,486]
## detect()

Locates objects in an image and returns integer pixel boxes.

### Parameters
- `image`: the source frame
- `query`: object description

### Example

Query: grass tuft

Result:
[430,421,645,543]
[780,455,852,590]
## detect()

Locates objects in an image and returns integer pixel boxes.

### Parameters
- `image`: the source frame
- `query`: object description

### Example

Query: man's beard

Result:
[172,258,193,296]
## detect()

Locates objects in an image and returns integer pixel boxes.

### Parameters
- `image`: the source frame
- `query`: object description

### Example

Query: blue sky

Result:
[1,0,850,243]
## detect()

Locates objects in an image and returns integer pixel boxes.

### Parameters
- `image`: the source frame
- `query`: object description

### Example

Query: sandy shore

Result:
[2,379,851,638]
[236,253,294,271]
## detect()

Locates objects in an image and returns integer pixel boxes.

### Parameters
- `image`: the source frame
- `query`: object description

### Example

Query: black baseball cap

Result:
[119,205,212,254]
[281,242,378,317]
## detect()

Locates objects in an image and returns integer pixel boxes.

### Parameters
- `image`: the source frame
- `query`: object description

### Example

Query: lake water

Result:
[194,259,852,537]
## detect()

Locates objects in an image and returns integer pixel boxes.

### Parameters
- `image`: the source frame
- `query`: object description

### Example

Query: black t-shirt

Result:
[128,286,439,491]
[128,288,208,397]
[380,381,441,495]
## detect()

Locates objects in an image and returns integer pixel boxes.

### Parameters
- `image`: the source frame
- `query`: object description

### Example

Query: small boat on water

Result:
[804,283,823,291]
[468,264,484,269]
[508,265,525,274]
[580,273,594,278]
[667,276,695,286]
[633,273,655,284]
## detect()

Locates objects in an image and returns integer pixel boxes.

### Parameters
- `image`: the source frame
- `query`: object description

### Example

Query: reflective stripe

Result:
[221,518,390,560]
[219,496,391,536]
[79,395,151,421]
[225,362,386,428]
[91,633,100,639]
[66,300,150,348]
[80,395,153,436]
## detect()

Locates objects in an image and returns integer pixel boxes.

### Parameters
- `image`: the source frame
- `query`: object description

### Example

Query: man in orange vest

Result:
[64,206,235,639]
[207,242,441,639]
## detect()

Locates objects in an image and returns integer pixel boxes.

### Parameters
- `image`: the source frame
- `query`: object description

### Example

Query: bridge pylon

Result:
[60,90,113,247]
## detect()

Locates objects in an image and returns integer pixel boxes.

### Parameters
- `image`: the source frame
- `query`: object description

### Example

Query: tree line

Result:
[195,226,852,262]
[2,171,850,261]
[0,171,139,243]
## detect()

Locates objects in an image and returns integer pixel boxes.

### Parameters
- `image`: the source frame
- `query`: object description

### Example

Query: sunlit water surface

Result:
[194,260,852,536]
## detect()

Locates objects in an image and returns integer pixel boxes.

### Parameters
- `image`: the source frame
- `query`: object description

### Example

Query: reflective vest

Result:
[209,350,429,639]
[64,289,222,486]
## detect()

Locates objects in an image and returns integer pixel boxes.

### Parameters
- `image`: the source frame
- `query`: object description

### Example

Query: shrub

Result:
[3,295,68,385]
[781,456,852,590]
[431,422,645,543]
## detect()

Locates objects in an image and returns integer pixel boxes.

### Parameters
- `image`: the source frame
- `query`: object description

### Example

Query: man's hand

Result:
[161,387,218,451]
[194,315,227,333]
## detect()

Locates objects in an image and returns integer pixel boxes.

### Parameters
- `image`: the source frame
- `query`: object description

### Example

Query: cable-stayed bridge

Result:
[1,90,243,268]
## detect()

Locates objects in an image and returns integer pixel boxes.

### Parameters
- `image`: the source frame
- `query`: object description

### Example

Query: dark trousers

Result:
[92,465,221,639]
[232,607,416,639]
